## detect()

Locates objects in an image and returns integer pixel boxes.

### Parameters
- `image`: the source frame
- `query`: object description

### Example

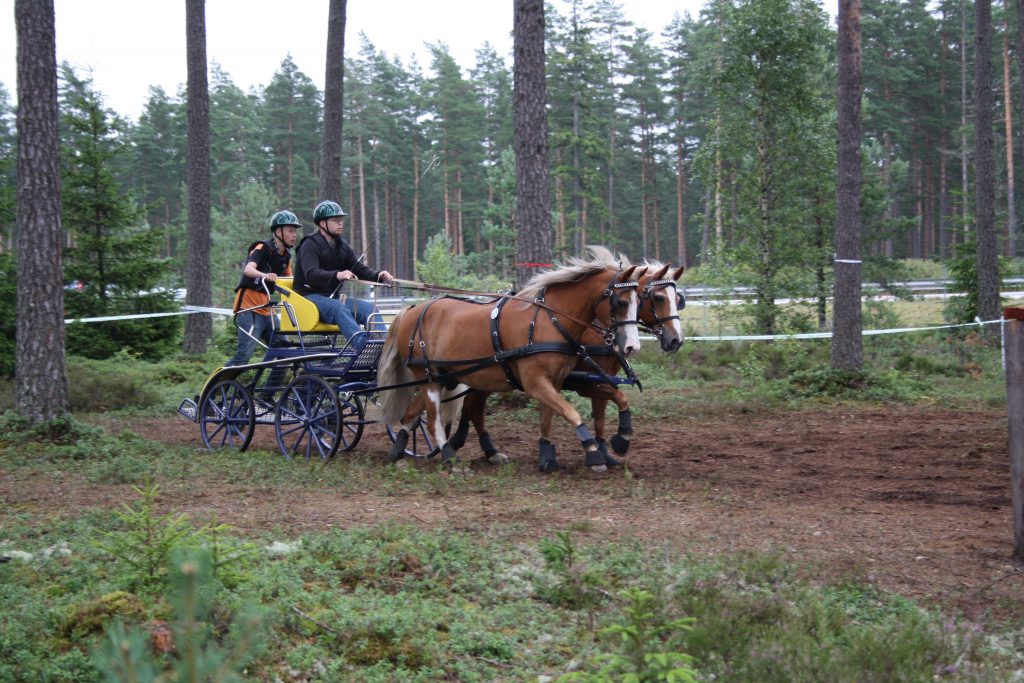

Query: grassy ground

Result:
[0,299,1021,681]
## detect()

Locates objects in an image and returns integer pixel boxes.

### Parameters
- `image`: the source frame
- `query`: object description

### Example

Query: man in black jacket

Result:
[293,200,393,339]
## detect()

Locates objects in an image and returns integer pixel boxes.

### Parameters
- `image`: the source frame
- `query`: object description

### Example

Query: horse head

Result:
[601,264,642,358]
[639,263,685,353]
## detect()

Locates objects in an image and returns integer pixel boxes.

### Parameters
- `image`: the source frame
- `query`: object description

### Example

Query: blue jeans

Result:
[306,293,379,340]
[227,311,275,366]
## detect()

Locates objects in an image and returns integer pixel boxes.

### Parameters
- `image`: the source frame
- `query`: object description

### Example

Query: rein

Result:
[354,277,638,341]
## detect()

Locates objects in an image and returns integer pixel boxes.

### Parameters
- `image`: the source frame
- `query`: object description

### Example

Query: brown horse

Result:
[448,262,685,467]
[377,247,642,472]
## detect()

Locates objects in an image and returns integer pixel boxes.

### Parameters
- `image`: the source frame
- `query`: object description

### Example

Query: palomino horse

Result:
[448,262,685,468]
[377,247,642,472]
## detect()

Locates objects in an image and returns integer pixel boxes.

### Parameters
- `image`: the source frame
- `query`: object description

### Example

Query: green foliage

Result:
[93,482,199,587]
[92,550,266,683]
[417,232,512,292]
[945,240,981,324]
[0,252,14,377]
[559,588,698,683]
[538,531,609,622]
[59,64,181,361]
[93,483,257,590]
[0,501,1018,682]
[68,352,164,412]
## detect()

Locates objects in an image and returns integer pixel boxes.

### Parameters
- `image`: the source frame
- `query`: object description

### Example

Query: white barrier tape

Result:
[682,318,1002,342]
[64,306,1002,344]
[64,305,234,324]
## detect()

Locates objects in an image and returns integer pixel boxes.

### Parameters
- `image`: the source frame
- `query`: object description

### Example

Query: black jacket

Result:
[293,232,381,296]
[235,239,291,293]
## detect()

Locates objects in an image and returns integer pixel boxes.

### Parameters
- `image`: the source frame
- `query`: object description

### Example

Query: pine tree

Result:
[130,86,186,238]
[833,0,865,371]
[59,66,179,360]
[15,0,67,422]
[183,0,212,355]
[262,55,322,211]
[514,0,554,286]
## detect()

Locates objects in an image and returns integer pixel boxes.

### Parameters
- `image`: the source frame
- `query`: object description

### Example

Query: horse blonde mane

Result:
[517,246,632,301]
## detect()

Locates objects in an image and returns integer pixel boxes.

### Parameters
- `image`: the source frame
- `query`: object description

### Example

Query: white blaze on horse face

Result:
[622,289,641,356]
[426,387,447,445]
[667,287,683,341]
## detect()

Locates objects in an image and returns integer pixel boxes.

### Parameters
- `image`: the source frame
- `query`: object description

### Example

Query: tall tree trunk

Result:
[976,0,1002,325]
[1016,0,1024,250]
[832,0,864,371]
[513,0,553,286]
[572,90,584,254]
[15,0,67,422]
[963,0,971,242]
[183,0,211,354]
[640,149,649,257]
[319,0,346,200]
[357,136,368,257]
[412,135,420,273]
[1005,0,1017,256]
[675,97,688,267]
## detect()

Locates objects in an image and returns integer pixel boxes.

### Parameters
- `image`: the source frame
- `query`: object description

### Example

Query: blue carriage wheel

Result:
[385,412,441,459]
[335,390,365,453]
[199,379,256,451]
[274,375,342,461]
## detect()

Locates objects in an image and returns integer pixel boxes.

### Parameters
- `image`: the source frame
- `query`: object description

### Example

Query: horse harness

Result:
[639,278,684,339]
[404,270,640,392]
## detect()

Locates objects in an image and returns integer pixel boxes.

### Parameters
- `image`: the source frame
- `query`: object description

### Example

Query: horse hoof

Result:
[487,452,509,465]
[588,464,608,473]
[603,452,623,468]
[538,459,561,473]
[610,434,631,455]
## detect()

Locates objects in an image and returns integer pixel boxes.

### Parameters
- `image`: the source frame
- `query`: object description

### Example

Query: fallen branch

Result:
[290,605,338,635]
[970,568,1024,596]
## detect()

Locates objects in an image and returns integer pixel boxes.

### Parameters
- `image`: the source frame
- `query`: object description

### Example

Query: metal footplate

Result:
[177,397,198,423]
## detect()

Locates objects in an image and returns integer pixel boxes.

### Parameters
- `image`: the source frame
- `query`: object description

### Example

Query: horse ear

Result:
[671,265,686,281]
[620,265,638,281]
[635,265,649,277]
[653,264,670,279]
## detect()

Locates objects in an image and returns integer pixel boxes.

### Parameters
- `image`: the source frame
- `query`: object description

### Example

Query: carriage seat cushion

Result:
[274,277,341,333]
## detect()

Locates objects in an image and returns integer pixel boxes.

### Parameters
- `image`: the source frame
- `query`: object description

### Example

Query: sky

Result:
[0,0,708,120]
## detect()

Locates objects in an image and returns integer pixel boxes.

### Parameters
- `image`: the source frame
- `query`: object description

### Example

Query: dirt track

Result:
[3,404,1021,619]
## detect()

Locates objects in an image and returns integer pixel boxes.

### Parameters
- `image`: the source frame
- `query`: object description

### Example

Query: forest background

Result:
[0,0,1017,365]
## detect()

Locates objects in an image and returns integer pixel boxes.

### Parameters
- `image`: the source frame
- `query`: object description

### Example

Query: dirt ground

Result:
[4,404,1023,621]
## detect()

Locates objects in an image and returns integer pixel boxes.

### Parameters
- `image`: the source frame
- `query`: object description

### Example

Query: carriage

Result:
[177,277,440,461]
[178,251,685,471]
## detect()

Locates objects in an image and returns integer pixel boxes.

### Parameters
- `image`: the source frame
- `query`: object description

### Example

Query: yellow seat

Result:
[274,277,341,333]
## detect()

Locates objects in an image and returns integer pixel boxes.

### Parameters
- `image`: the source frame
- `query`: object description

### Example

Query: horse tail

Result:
[377,308,417,426]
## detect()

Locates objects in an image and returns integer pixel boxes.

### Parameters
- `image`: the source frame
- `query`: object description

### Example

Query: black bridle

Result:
[599,271,641,345]
[639,279,684,337]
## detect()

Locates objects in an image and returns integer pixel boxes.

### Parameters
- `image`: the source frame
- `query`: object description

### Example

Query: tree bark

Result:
[319,0,346,201]
[15,0,67,422]
[831,0,864,371]
[513,0,553,286]
[975,0,1002,326]
[1005,0,1017,256]
[183,0,211,354]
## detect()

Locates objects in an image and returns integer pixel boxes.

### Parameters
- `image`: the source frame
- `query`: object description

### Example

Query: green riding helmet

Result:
[268,210,302,231]
[312,200,348,225]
